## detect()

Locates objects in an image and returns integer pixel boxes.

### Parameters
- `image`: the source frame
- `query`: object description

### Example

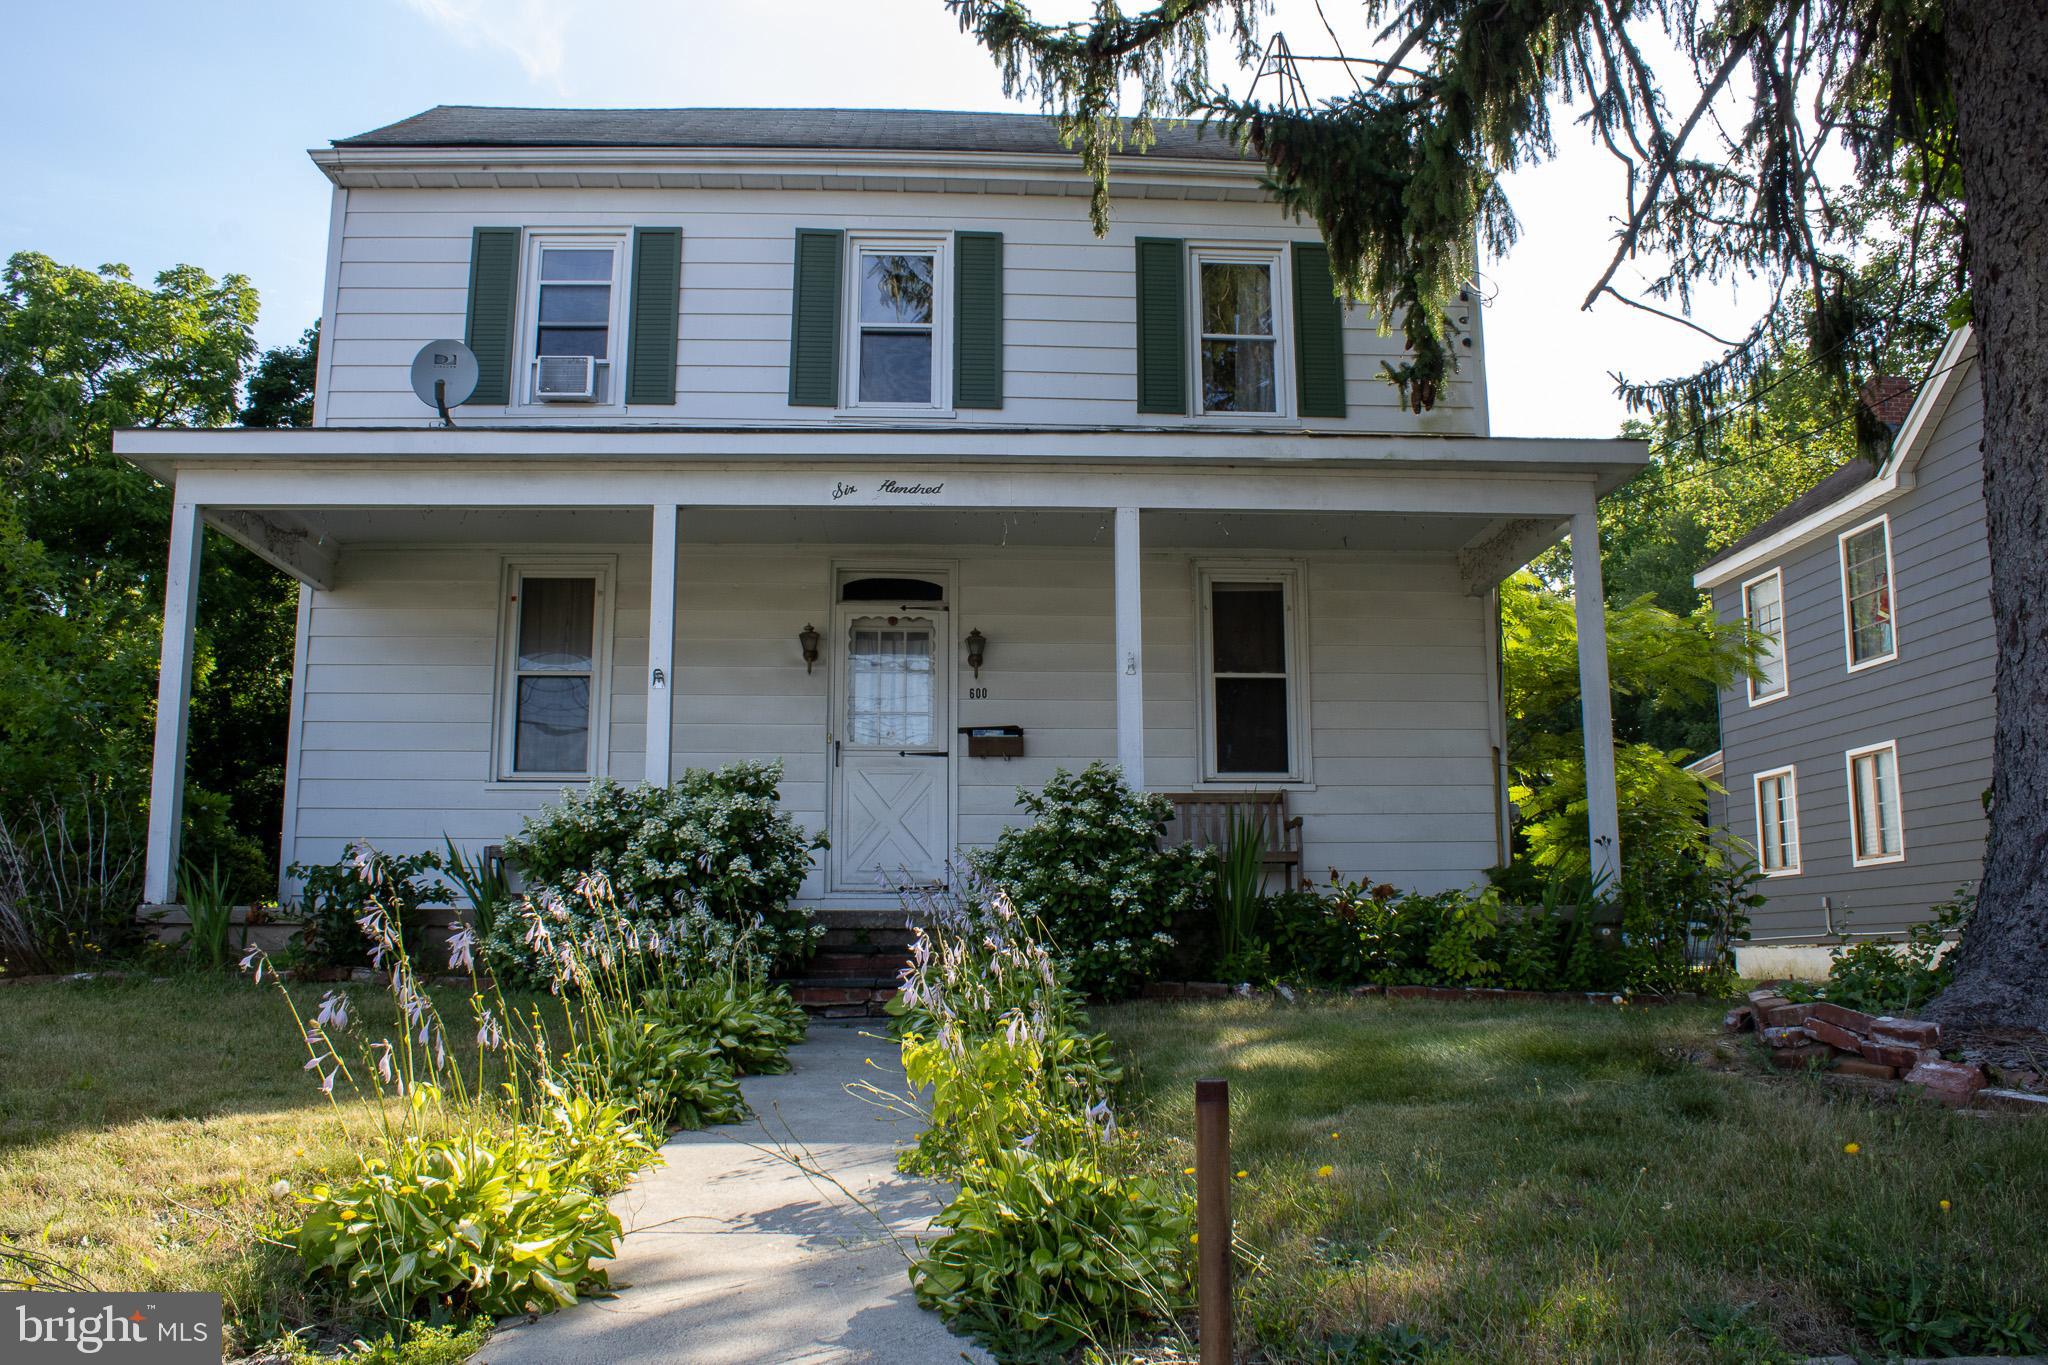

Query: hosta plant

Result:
[644,977,808,1077]
[910,1147,1192,1359]
[557,1011,746,1132]
[295,1120,625,1320]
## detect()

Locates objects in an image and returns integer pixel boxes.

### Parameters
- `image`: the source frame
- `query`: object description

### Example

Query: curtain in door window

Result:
[848,626,934,746]
[513,577,596,773]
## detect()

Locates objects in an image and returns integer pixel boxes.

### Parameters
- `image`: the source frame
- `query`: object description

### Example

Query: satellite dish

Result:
[410,340,479,424]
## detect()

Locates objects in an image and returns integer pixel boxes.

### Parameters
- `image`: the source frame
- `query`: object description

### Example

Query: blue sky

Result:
[2,0,1758,436]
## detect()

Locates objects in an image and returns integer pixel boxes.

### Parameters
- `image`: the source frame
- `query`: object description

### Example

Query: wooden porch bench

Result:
[1160,791,1303,875]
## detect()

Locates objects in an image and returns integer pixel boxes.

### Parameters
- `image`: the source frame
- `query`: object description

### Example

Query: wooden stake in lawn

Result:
[1196,1077,1232,1364]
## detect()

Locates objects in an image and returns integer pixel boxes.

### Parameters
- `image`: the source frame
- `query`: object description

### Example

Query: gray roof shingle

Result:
[335,105,1251,162]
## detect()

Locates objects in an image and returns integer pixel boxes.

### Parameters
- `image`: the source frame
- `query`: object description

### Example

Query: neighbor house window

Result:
[847,237,947,409]
[1743,569,1788,703]
[1839,516,1897,669]
[524,236,625,404]
[1193,250,1284,415]
[1198,565,1306,780]
[1753,766,1801,876]
[1846,741,1905,865]
[496,561,612,779]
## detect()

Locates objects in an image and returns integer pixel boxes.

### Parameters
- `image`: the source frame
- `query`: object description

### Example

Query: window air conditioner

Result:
[535,355,597,402]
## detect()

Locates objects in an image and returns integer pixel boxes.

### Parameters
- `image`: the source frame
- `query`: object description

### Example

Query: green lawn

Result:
[1097,996,2048,1364]
[0,974,533,1354]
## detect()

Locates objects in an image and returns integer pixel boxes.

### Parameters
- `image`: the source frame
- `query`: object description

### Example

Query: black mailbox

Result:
[960,724,1024,759]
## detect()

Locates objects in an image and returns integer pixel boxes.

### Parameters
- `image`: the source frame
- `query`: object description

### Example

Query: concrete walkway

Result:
[476,1023,992,1365]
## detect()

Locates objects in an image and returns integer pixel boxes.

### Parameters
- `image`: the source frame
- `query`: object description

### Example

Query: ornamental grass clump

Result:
[241,848,806,1330]
[884,874,1193,1359]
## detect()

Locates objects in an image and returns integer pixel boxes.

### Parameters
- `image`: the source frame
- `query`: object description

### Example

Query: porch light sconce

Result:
[799,623,821,674]
[964,628,987,679]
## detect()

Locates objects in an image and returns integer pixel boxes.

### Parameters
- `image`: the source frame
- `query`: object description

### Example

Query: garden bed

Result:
[1097,995,2048,1363]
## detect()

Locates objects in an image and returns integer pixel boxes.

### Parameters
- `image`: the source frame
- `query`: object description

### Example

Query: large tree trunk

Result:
[1927,1,2048,1032]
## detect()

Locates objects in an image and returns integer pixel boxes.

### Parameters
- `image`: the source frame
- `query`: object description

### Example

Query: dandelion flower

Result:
[1235,1170,1248,1180]
[1939,1199,1952,1212]
[1315,1165,1335,1179]
[1183,1167,1196,1176]
[1190,1233,1199,1244]
[1330,1132,1340,1140]
[1844,1142,1861,1155]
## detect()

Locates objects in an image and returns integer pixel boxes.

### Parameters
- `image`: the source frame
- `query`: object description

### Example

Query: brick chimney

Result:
[1859,375,1916,430]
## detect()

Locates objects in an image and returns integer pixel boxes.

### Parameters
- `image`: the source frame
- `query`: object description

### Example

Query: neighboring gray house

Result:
[1694,327,1989,977]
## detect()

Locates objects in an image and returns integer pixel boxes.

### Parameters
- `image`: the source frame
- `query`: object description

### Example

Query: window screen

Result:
[511,576,596,774]
[1210,581,1290,774]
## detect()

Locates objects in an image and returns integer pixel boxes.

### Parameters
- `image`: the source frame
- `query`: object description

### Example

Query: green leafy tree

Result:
[946,0,2048,1029]
[0,253,293,903]
[1501,575,1756,880]
[240,322,318,428]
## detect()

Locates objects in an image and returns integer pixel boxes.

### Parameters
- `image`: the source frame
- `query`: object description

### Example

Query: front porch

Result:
[116,426,1641,908]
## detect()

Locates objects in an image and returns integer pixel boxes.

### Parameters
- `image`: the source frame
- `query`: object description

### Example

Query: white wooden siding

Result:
[288,540,1498,899]
[321,186,1482,434]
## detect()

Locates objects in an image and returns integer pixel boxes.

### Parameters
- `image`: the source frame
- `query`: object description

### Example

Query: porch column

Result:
[1113,506,1146,788]
[1571,502,1622,888]
[646,504,680,788]
[144,498,203,904]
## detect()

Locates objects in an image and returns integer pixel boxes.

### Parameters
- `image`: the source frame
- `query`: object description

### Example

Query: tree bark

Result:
[1927,0,2048,1032]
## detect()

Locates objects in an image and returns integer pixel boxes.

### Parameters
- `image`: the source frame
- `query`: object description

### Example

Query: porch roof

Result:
[115,425,1646,493]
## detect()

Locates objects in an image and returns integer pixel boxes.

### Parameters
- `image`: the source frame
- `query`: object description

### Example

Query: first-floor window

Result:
[1847,741,1905,864]
[1200,567,1303,779]
[1753,767,1801,875]
[498,562,610,779]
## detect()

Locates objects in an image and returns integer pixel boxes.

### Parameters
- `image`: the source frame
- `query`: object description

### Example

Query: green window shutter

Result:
[464,227,520,406]
[953,231,1005,409]
[625,227,682,405]
[1292,241,1347,418]
[1134,237,1187,415]
[788,228,844,407]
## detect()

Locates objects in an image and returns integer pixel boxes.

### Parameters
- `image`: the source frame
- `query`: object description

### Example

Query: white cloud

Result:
[400,0,574,90]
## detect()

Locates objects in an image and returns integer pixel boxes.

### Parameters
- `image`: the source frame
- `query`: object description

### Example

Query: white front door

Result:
[832,607,950,892]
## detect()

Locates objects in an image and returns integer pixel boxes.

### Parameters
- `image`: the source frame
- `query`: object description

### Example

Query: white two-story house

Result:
[118,106,1643,914]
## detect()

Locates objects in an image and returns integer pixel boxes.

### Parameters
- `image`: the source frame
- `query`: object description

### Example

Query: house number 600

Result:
[967,687,989,700]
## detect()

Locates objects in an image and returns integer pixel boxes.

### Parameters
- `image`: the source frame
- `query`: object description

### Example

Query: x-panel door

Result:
[831,603,951,893]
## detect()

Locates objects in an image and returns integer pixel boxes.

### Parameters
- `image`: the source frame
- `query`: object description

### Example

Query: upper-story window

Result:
[524,235,626,405]
[1839,515,1897,670]
[1743,568,1788,703]
[1194,248,1285,416]
[845,235,949,411]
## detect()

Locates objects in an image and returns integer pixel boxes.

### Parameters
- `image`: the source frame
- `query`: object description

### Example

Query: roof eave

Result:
[1693,325,1977,591]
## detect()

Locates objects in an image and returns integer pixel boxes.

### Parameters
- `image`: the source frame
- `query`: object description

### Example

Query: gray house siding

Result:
[1711,361,1992,941]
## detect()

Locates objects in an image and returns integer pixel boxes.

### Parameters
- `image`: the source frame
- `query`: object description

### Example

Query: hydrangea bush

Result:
[487,763,824,982]
[967,763,1210,999]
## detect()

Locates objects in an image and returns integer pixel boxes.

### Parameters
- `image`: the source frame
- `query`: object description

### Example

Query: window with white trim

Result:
[1846,741,1905,865]
[522,235,627,405]
[1753,766,1801,875]
[1192,248,1286,416]
[496,561,612,780]
[845,235,949,410]
[1839,516,1897,668]
[1743,569,1788,703]
[1197,565,1306,780]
